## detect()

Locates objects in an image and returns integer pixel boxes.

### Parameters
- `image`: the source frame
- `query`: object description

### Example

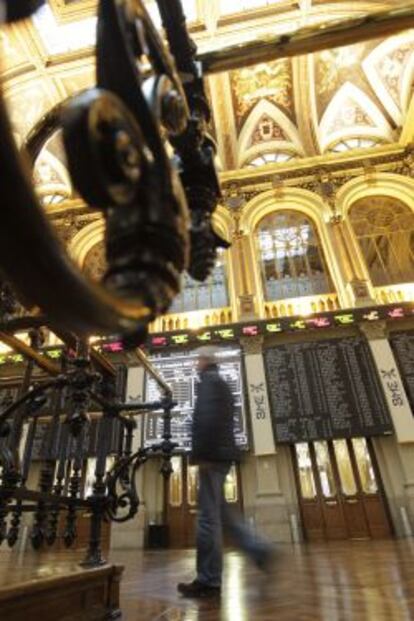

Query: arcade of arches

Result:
[2,1,414,619]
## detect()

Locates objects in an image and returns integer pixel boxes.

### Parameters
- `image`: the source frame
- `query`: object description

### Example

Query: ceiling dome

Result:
[0,0,412,173]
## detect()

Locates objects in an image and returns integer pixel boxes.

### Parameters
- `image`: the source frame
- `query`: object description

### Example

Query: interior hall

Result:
[0,1,414,619]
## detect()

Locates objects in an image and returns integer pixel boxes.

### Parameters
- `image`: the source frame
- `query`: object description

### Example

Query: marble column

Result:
[241,337,292,542]
[360,321,414,536]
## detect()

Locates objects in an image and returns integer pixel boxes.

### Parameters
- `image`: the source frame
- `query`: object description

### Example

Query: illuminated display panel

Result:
[143,348,248,451]
[0,304,412,367]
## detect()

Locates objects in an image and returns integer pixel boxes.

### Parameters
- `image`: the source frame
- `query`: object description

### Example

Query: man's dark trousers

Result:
[196,462,268,587]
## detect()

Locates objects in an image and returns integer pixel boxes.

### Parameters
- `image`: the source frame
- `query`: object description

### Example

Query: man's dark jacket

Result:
[191,364,239,463]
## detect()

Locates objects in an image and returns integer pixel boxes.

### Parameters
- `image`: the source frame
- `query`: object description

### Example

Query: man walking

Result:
[178,346,273,598]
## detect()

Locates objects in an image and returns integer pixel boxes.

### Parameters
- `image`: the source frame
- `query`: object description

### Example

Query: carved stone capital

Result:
[329,214,343,226]
[359,320,387,341]
[350,279,371,300]
[238,294,256,319]
[240,335,264,355]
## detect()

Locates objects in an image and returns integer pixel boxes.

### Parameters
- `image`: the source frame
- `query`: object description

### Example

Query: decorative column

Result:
[207,73,238,170]
[360,321,414,535]
[242,336,275,456]
[360,322,414,443]
[228,205,260,320]
[328,215,374,307]
[241,337,291,542]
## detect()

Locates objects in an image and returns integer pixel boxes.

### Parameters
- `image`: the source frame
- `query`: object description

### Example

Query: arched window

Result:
[170,252,229,313]
[246,151,296,168]
[349,196,414,287]
[329,138,380,154]
[81,242,230,312]
[256,210,333,301]
[220,0,282,15]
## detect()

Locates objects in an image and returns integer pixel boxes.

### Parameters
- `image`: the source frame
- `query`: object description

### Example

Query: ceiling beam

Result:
[200,5,414,73]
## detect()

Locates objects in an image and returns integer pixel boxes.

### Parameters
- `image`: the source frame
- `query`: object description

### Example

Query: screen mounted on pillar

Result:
[143,347,249,451]
[264,336,394,443]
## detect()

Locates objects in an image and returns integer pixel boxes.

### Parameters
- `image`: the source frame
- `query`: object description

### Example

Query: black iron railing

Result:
[0,329,176,566]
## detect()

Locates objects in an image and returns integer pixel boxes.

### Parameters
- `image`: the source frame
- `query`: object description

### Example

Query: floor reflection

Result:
[111,540,414,620]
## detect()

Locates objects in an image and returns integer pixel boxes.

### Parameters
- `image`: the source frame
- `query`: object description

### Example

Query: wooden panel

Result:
[321,499,348,540]
[293,439,392,542]
[342,498,370,539]
[363,496,392,539]
[0,562,123,621]
[300,501,325,541]
[168,505,188,548]
[167,458,242,549]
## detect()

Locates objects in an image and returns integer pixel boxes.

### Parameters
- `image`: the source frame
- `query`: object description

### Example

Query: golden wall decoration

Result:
[230,59,293,129]
[0,27,33,76]
[314,43,376,121]
[49,0,97,23]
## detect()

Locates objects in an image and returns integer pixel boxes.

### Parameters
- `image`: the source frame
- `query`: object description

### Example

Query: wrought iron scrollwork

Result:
[155,0,230,282]
[0,0,195,341]
[0,327,177,566]
[105,396,177,525]
[0,0,217,570]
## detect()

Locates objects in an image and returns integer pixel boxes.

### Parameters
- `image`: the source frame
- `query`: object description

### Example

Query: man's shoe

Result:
[177,579,221,598]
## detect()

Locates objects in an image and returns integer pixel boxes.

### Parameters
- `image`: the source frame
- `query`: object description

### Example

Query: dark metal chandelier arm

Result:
[155,0,198,78]
[1,0,44,23]
[0,87,153,337]
[96,0,188,148]
[0,0,193,340]
[200,4,414,74]
[0,315,48,333]
[24,98,70,166]
[155,0,226,283]
[60,0,191,324]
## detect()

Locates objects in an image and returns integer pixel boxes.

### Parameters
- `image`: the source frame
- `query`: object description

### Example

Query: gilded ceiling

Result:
[0,0,412,185]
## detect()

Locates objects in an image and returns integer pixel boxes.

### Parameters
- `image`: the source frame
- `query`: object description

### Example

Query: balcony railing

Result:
[374,284,414,306]
[264,293,340,319]
[150,307,234,333]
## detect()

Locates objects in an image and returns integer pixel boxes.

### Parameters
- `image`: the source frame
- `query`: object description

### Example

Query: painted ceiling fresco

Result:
[0,0,411,173]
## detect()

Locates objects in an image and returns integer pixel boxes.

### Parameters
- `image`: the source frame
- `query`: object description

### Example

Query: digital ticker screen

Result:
[143,348,248,452]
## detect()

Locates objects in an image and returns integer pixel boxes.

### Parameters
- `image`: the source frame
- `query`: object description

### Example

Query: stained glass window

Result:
[247,152,295,168]
[349,196,414,287]
[329,138,379,154]
[170,251,229,313]
[256,210,333,301]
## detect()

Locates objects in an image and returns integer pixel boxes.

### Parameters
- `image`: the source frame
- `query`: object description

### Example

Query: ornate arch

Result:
[237,99,302,168]
[68,218,105,268]
[319,82,393,153]
[239,188,346,311]
[240,187,333,233]
[363,32,414,126]
[336,172,414,218]
[336,173,414,289]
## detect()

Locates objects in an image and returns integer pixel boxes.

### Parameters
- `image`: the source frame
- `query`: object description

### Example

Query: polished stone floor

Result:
[111,539,414,620]
[0,539,413,620]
